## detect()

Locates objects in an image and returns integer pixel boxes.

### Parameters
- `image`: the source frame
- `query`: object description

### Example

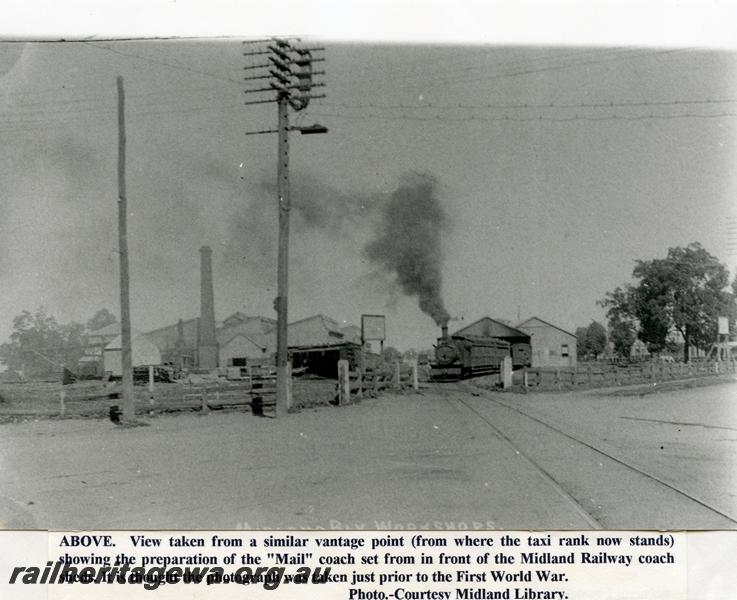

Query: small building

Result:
[219,332,271,367]
[103,331,162,376]
[285,315,346,347]
[630,339,650,360]
[216,314,276,367]
[281,315,361,378]
[516,316,577,368]
[289,342,361,378]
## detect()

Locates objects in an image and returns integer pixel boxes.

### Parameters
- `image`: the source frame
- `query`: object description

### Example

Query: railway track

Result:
[439,383,737,530]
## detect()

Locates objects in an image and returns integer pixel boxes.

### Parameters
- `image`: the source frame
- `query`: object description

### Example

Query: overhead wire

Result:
[318,97,737,111]
[328,46,635,89]
[330,47,693,93]
[0,42,729,132]
[307,109,737,124]
[81,41,244,85]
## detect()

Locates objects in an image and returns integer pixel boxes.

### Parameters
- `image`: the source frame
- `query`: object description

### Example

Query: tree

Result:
[599,286,638,358]
[86,308,117,332]
[575,327,588,359]
[600,243,732,362]
[381,346,402,364]
[0,307,85,379]
[583,321,607,359]
[576,322,607,360]
[608,317,637,359]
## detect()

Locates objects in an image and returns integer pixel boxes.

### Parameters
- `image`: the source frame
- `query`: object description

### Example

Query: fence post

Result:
[411,359,419,392]
[59,390,66,417]
[357,358,363,400]
[394,361,401,390]
[338,359,350,405]
[501,356,513,389]
[148,365,155,394]
[201,388,210,414]
[523,368,528,389]
[286,360,293,411]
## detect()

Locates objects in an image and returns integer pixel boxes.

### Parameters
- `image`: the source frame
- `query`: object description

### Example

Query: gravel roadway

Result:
[1,380,735,531]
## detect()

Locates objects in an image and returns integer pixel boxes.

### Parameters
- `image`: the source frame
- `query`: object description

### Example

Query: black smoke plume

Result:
[364,173,451,326]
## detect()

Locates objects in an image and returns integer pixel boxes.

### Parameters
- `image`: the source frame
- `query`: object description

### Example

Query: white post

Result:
[59,390,66,417]
[148,365,155,393]
[337,360,350,405]
[411,358,419,391]
[502,356,513,390]
[394,360,401,390]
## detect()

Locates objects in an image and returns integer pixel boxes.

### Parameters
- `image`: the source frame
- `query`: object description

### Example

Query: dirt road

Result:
[1,381,735,530]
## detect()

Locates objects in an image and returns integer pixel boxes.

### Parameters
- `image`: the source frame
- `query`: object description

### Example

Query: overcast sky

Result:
[1,6,737,352]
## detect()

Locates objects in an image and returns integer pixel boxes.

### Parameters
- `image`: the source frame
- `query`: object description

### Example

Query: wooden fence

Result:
[338,360,419,405]
[519,359,737,390]
[4,362,417,420]
[57,375,277,418]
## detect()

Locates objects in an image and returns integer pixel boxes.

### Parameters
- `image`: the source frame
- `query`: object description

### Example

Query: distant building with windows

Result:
[516,316,577,368]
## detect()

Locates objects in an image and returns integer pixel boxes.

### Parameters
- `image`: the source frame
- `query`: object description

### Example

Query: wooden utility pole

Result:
[243,39,326,417]
[274,93,290,418]
[117,75,134,421]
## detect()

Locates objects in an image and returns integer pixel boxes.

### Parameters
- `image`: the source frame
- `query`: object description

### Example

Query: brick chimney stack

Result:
[198,246,218,369]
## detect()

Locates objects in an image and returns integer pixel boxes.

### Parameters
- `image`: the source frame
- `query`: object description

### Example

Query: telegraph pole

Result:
[243,39,327,418]
[117,75,134,421]
[275,91,290,418]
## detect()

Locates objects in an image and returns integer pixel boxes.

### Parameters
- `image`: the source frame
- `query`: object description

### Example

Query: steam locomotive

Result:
[430,326,532,382]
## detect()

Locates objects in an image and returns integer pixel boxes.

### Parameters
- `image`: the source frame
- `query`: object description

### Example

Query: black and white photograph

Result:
[0,3,736,540]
